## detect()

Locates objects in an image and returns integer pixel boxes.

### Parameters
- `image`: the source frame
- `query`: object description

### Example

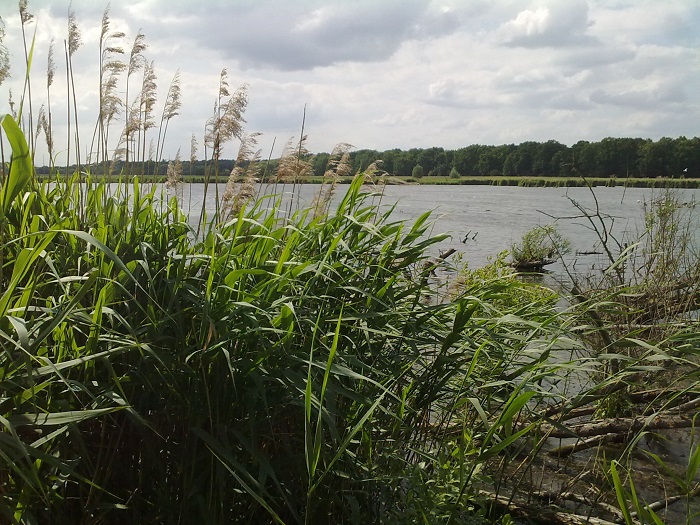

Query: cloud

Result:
[498,0,599,48]
[589,1,700,48]
[555,46,636,71]
[590,84,687,110]
[180,0,473,71]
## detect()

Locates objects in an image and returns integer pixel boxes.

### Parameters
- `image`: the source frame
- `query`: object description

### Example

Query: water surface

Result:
[178,182,700,277]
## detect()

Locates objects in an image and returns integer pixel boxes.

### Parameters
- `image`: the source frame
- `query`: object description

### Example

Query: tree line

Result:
[35,136,700,180]
[313,136,700,179]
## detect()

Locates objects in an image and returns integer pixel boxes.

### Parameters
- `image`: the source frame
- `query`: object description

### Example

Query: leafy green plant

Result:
[510,223,571,268]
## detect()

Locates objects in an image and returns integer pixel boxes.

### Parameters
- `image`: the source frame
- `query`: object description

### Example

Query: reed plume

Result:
[35,104,49,161]
[93,5,126,171]
[40,106,54,158]
[204,70,248,164]
[139,61,157,176]
[360,160,385,189]
[165,149,183,195]
[65,4,82,172]
[312,142,353,217]
[0,16,9,180]
[47,38,55,88]
[43,39,55,166]
[19,0,32,24]
[277,135,312,183]
[190,134,198,167]
[18,0,35,153]
[0,18,10,86]
[220,132,261,219]
[188,134,198,211]
[154,70,182,173]
[8,89,15,119]
[122,98,141,170]
[124,30,147,174]
[202,70,249,220]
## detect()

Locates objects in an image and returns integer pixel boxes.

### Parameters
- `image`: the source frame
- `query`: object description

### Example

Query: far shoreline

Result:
[34,173,700,189]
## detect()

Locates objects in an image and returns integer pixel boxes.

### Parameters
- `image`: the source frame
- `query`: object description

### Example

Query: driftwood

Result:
[544,388,700,421]
[420,248,456,272]
[479,490,622,525]
[511,259,555,271]
[528,489,627,523]
[549,433,625,457]
[541,413,695,439]
[629,485,700,519]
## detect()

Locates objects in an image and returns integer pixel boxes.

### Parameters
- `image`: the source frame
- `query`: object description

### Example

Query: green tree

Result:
[535,140,567,176]
[476,146,502,176]
[412,164,425,178]
[312,152,330,177]
[572,140,596,176]
[449,166,460,179]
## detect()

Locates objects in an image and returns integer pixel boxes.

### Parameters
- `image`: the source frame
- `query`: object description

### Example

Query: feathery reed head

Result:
[46,39,55,88]
[67,7,82,56]
[34,104,44,143]
[311,143,354,216]
[190,134,198,164]
[205,71,249,161]
[324,142,354,178]
[8,88,16,118]
[277,135,313,182]
[221,132,262,218]
[165,149,183,190]
[128,30,147,76]
[19,0,34,26]
[100,4,111,43]
[37,105,53,158]
[0,18,9,86]
[162,70,182,121]
[140,61,157,130]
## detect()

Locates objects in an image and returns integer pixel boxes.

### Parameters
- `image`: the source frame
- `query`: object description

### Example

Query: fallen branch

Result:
[479,489,622,525]
[541,413,694,439]
[529,488,627,523]
[549,433,624,457]
[629,484,700,519]
[543,388,700,421]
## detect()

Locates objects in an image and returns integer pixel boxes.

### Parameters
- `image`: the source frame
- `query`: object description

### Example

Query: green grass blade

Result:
[0,114,34,219]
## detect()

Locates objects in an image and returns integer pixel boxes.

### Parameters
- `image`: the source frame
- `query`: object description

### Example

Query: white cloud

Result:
[498,0,598,47]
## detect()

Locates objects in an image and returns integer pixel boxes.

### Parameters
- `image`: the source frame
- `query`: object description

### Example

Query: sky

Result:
[0,0,698,166]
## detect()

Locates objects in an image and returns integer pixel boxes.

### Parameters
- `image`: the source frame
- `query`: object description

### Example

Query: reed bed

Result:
[0,127,570,522]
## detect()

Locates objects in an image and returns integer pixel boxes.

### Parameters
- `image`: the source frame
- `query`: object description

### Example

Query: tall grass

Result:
[1,4,700,524]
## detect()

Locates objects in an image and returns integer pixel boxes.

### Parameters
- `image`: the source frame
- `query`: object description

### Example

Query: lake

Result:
[176,181,700,279]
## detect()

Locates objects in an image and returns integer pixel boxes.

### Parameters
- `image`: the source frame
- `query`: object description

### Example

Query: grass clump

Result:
[509,223,571,269]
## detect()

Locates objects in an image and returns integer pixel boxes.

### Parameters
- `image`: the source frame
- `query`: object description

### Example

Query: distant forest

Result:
[329,136,700,179]
[37,136,700,179]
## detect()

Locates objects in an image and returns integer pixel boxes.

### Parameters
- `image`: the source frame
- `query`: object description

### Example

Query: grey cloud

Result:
[183,1,471,71]
[523,90,594,111]
[590,84,688,109]
[557,46,636,71]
